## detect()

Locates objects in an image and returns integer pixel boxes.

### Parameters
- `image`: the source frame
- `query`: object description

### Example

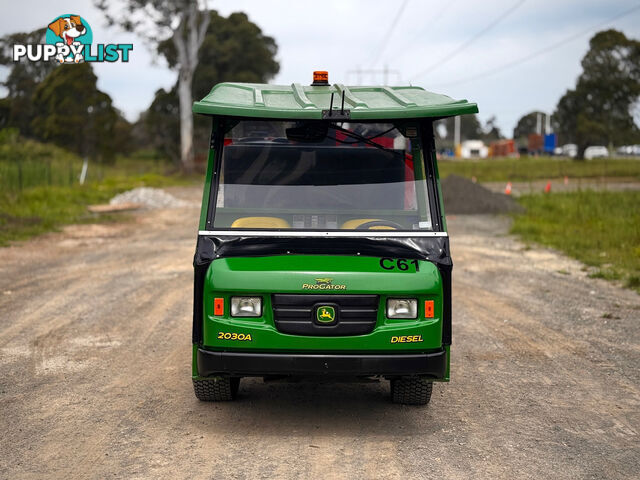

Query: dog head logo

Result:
[45,14,93,63]
[48,16,87,45]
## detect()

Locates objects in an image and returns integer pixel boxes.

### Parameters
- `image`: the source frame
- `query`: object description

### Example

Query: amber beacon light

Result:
[311,70,329,86]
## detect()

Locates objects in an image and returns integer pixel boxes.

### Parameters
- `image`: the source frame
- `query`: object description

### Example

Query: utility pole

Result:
[536,112,542,135]
[454,115,461,157]
[545,113,551,134]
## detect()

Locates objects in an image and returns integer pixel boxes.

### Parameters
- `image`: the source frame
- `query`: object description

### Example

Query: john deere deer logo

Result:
[316,306,336,323]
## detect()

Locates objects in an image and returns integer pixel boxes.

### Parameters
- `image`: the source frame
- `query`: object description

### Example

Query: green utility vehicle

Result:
[192,72,477,405]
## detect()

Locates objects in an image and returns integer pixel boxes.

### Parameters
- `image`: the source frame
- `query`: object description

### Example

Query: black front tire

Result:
[193,377,240,401]
[390,377,433,405]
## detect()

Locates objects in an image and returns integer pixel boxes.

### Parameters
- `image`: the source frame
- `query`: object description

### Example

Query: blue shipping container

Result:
[544,134,557,153]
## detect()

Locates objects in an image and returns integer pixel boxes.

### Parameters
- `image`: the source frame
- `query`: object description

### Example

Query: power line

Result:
[347,66,401,85]
[369,0,410,68]
[382,0,458,66]
[432,3,640,88]
[428,0,458,29]
[409,0,527,82]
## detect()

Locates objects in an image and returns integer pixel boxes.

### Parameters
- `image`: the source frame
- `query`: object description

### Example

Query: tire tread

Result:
[391,377,433,405]
[193,377,239,401]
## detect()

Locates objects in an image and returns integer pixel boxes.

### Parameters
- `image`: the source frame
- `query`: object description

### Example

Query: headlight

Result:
[386,298,417,319]
[230,296,262,317]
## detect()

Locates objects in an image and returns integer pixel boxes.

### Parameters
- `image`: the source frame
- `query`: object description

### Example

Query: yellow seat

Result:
[341,219,396,230]
[231,217,291,228]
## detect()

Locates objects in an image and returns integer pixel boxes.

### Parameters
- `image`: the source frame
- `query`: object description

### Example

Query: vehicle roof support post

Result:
[199,117,220,231]
[205,120,226,229]
[423,120,446,232]
[410,132,430,226]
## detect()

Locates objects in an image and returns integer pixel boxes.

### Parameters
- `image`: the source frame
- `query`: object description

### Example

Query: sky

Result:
[1,0,639,137]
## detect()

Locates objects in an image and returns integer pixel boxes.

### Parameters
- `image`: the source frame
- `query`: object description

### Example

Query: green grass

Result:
[0,173,193,246]
[511,190,640,293]
[439,156,640,182]
[0,131,199,245]
[0,137,81,191]
[0,139,175,192]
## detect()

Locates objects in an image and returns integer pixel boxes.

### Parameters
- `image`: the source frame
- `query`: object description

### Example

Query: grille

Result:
[272,294,379,336]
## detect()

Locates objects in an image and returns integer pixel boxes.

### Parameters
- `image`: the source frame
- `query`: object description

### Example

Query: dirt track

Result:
[1,186,639,479]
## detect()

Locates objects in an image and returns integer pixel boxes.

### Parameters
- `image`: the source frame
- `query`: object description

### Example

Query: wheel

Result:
[193,377,240,401]
[390,377,433,405]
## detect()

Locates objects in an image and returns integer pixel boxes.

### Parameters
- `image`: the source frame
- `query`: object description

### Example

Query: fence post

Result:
[18,158,23,192]
[79,158,88,185]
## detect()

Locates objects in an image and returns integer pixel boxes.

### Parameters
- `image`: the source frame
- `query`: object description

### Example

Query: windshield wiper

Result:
[328,124,405,158]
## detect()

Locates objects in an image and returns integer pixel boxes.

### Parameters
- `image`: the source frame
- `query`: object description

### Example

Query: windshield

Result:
[210,120,434,232]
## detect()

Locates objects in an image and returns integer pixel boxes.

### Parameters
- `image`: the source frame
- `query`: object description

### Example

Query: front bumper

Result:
[196,347,447,378]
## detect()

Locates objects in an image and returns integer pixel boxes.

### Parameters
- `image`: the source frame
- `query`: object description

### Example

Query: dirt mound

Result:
[441,175,524,214]
[109,187,191,209]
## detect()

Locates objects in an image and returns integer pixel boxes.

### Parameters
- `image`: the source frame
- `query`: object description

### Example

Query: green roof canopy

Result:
[193,82,478,120]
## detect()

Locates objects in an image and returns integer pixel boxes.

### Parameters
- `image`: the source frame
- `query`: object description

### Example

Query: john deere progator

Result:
[191,72,477,404]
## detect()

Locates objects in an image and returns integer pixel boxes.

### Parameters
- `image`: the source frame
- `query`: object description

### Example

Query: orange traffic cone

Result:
[544,181,552,193]
[505,182,512,195]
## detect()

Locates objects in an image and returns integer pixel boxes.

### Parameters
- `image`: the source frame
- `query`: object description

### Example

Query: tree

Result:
[96,0,210,171]
[553,29,640,158]
[161,11,279,102]
[140,10,279,163]
[513,111,546,140]
[31,63,120,160]
[458,114,483,141]
[483,115,503,142]
[0,28,56,136]
[140,87,180,162]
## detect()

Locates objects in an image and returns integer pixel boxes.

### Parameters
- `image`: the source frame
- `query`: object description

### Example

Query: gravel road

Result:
[1,186,638,479]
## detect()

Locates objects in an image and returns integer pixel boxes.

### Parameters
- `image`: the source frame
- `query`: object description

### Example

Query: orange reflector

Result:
[424,300,434,318]
[214,298,224,316]
[312,70,329,85]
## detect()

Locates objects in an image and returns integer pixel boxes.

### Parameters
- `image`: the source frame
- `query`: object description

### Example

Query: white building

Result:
[459,140,489,158]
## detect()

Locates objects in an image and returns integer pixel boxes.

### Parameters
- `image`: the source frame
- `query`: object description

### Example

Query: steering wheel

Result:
[355,220,404,230]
